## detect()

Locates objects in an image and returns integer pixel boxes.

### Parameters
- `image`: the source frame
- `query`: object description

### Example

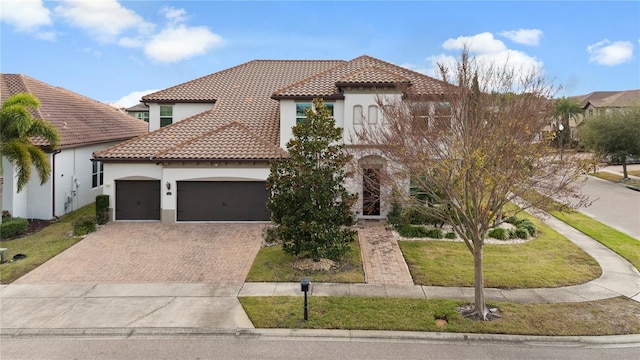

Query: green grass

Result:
[399,211,601,288]
[550,209,640,271]
[591,172,640,186]
[246,240,365,283]
[0,204,95,284]
[240,296,640,335]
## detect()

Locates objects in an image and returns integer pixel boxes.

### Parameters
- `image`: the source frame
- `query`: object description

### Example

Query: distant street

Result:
[577,175,640,240]
[1,336,639,360]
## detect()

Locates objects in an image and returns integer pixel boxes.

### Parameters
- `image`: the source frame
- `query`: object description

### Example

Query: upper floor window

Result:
[353,105,363,125]
[160,105,173,127]
[135,112,149,122]
[368,105,378,124]
[92,161,104,188]
[296,102,334,124]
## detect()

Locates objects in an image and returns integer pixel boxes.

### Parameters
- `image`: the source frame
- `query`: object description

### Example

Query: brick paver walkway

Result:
[14,222,266,284]
[357,221,414,286]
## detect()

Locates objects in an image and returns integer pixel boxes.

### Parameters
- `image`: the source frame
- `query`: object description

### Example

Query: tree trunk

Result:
[622,156,629,179]
[473,243,487,320]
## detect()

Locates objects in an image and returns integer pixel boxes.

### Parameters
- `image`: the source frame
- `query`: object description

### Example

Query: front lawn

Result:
[246,239,364,283]
[550,209,640,271]
[240,296,640,335]
[399,211,601,288]
[0,204,95,284]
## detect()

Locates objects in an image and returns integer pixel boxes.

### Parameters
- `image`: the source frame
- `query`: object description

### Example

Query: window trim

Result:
[160,105,173,127]
[295,102,334,124]
[92,161,104,188]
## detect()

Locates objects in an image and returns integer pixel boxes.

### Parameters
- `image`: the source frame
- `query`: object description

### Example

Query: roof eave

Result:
[270,94,345,101]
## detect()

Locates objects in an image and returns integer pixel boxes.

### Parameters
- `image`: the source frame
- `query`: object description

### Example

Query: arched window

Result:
[368,105,378,124]
[353,105,363,125]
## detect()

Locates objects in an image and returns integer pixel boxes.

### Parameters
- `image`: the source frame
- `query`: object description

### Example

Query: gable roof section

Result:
[272,55,450,99]
[573,90,640,108]
[1,74,148,149]
[95,59,343,161]
[95,55,453,162]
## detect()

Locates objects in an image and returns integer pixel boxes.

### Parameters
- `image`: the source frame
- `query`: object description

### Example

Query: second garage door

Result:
[177,181,270,221]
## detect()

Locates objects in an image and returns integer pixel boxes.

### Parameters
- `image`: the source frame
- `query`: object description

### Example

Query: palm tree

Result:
[553,97,582,160]
[1,93,60,204]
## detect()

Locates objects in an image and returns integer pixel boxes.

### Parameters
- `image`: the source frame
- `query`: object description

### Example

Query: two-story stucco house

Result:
[1,74,149,220]
[93,55,449,223]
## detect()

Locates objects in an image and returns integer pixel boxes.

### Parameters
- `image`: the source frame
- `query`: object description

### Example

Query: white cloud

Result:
[442,32,506,54]
[54,0,154,43]
[499,29,543,46]
[0,0,51,31]
[161,6,188,25]
[114,89,161,108]
[144,25,224,63]
[587,39,634,66]
[424,32,544,89]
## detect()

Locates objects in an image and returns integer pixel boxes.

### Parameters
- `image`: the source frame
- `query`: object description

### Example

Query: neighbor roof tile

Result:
[1,74,149,149]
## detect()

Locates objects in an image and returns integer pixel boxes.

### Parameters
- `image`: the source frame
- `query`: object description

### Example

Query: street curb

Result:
[2,327,639,347]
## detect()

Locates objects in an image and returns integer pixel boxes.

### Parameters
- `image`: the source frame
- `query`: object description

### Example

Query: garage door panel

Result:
[177,181,269,221]
[115,180,161,220]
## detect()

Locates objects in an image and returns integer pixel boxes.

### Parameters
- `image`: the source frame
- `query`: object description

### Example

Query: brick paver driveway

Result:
[14,222,266,284]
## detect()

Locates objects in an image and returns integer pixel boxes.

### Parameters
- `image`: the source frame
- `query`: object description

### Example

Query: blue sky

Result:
[1,0,639,107]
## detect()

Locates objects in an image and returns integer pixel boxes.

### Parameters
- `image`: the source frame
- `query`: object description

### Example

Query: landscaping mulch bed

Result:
[2,219,56,241]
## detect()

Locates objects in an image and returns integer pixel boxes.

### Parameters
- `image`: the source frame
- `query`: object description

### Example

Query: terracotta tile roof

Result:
[1,74,148,149]
[94,55,452,162]
[95,59,343,161]
[572,90,640,108]
[126,102,149,112]
[272,55,451,98]
[154,121,288,160]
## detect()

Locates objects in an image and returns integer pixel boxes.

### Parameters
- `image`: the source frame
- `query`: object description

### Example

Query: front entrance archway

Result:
[358,155,386,217]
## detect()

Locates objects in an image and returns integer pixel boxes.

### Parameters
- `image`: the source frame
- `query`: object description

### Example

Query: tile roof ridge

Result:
[348,55,451,88]
[3,74,46,120]
[337,64,412,83]
[271,60,350,96]
[143,59,267,101]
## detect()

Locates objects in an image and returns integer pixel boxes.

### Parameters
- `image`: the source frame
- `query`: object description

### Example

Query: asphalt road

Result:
[577,175,640,240]
[2,336,639,360]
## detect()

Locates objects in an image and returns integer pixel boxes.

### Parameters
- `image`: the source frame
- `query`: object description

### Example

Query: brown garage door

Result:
[177,181,269,221]
[115,180,161,220]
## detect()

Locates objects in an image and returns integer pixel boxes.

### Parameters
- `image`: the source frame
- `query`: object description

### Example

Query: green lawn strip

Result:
[400,212,600,288]
[246,239,365,283]
[550,209,640,271]
[0,204,95,284]
[591,172,640,186]
[240,296,640,335]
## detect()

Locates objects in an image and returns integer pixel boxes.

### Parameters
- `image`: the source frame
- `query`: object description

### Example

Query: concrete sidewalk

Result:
[1,209,639,334]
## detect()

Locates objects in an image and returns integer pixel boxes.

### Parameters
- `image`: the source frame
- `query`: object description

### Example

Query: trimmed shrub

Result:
[72,216,97,236]
[488,228,509,240]
[518,220,537,236]
[386,202,403,226]
[1,217,28,239]
[445,231,457,239]
[425,228,444,239]
[514,228,529,239]
[95,195,109,225]
[395,224,443,239]
[401,207,432,225]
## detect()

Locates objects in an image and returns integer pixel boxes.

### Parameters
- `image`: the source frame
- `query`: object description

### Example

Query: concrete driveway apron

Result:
[1,223,266,330]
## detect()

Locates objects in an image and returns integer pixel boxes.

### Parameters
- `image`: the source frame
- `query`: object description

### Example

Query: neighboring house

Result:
[1,74,149,220]
[93,55,449,223]
[125,102,149,122]
[572,89,640,127]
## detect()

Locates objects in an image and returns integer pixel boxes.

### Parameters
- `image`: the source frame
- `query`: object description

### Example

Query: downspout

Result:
[51,149,62,218]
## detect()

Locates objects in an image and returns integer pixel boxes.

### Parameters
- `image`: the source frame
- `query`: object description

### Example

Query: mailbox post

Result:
[301,277,310,321]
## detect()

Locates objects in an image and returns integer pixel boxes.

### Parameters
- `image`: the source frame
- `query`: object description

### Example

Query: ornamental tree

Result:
[578,105,640,179]
[355,49,588,320]
[267,98,357,261]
